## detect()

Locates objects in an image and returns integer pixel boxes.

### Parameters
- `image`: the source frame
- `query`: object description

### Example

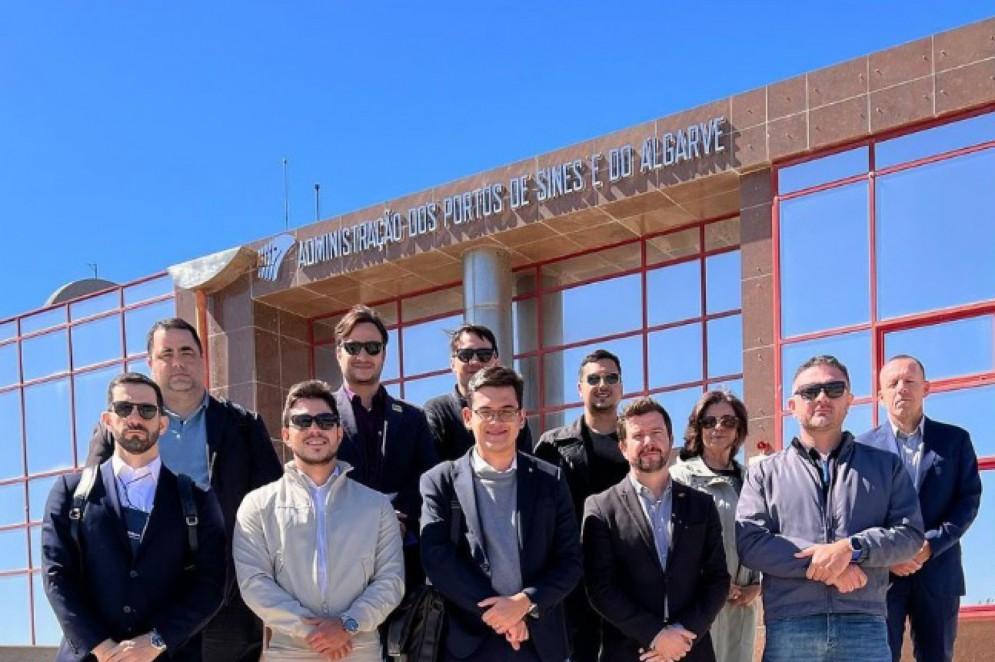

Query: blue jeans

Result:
[764,614,891,662]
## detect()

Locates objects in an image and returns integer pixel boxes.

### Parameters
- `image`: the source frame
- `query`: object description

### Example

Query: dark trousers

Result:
[442,634,542,662]
[886,576,960,662]
[201,591,264,662]
[564,587,600,662]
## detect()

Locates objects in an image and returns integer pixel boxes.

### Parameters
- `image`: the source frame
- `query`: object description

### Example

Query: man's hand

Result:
[828,565,867,593]
[396,510,408,538]
[303,617,351,655]
[795,539,853,583]
[104,635,160,662]
[651,625,695,660]
[729,584,761,607]
[322,640,353,660]
[504,620,530,651]
[92,639,116,662]
[890,558,923,576]
[478,593,531,634]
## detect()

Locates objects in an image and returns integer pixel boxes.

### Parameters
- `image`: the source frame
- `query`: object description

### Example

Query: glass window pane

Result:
[708,378,744,400]
[883,317,994,382]
[383,382,401,400]
[20,307,65,335]
[0,342,18,388]
[24,379,73,475]
[0,390,24,480]
[401,314,461,377]
[779,182,869,337]
[514,356,540,412]
[652,386,704,434]
[648,322,703,388]
[29,524,42,571]
[402,373,455,408]
[706,251,741,313]
[21,330,68,381]
[704,217,740,252]
[541,405,582,437]
[0,321,15,343]
[512,297,538,354]
[646,227,700,266]
[382,329,400,382]
[782,401,873,442]
[544,274,642,347]
[124,300,175,357]
[647,261,701,326]
[123,275,173,306]
[876,149,995,319]
[32,571,62,645]
[778,146,869,194]
[923,386,995,460]
[0,482,26,527]
[541,336,644,408]
[877,111,995,169]
[73,365,121,468]
[401,287,462,322]
[707,315,743,378]
[541,244,640,286]
[0,528,28,572]
[313,316,339,345]
[71,315,123,369]
[126,359,150,376]
[69,290,119,321]
[961,468,995,606]
[28,475,60,523]
[313,346,340,387]
[0,574,30,644]
[781,330,872,401]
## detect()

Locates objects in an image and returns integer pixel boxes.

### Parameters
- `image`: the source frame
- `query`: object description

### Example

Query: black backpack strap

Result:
[176,473,199,571]
[69,466,100,561]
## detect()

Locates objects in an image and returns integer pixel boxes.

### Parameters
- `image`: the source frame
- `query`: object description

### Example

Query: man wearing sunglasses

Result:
[534,349,630,662]
[85,318,283,662]
[44,372,227,662]
[424,323,534,461]
[331,305,439,595]
[234,379,404,661]
[736,355,924,662]
[856,356,981,662]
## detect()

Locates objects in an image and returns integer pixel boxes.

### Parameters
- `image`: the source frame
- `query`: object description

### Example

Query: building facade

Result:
[1,17,992,660]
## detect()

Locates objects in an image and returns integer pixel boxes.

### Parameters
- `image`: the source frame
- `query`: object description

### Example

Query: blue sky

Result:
[0,2,991,320]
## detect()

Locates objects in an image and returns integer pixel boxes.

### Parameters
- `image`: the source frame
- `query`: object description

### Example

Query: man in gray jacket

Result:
[736,355,924,662]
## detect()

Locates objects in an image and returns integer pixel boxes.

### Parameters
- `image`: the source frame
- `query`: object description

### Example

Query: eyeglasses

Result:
[701,415,739,430]
[453,348,496,363]
[584,373,621,386]
[288,413,341,430]
[110,401,160,420]
[794,380,848,401]
[340,341,384,357]
[472,408,521,423]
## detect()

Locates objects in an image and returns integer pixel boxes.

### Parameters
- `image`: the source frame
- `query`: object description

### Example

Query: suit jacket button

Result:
[123,605,132,614]
[482,562,490,573]
[130,570,139,578]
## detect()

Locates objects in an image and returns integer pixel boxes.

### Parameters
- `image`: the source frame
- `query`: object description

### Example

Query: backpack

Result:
[68,465,200,570]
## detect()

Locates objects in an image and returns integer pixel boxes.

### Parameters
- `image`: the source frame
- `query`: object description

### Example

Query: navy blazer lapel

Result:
[135,471,174,562]
[919,417,939,489]
[618,480,661,571]
[669,480,690,565]
[516,454,538,552]
[334,388,365,473]
[452,454,488,566]
[99,462,133,554]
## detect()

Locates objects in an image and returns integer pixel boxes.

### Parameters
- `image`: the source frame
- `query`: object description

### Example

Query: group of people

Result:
[40,305,982,662]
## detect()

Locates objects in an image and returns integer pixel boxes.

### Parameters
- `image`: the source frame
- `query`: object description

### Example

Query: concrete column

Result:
[463,247,514,359]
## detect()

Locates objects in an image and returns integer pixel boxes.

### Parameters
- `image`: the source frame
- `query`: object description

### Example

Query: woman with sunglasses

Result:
[670,390,759,662]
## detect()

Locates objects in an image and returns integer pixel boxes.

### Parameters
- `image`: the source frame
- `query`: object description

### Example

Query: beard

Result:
[117,427,158,456]
[632,451,668,473]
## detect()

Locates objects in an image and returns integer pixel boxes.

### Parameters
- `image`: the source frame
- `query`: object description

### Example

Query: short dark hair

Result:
[679,390,749,461]
[449,324,499,356]
[617,397,672,441]
[146,318,203,356]
[578,348,622,380]
[792,354,851,389]
[282,379,339,426]
[107,372,164,410]
[466,366,524,409]
[334,305,388,345]
[883,354,927,379]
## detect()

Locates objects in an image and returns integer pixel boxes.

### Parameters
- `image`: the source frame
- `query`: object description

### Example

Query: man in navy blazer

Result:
[857,355,982,662]
[421,366,582,661]
[44,372,226,662]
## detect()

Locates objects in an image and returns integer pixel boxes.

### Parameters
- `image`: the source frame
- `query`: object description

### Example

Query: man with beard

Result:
[43,372,227,662]
[582,397,729,662]
[736,355,924,662]
[534,349,630,660]
[234,380,404,661]
[424,323,534,460]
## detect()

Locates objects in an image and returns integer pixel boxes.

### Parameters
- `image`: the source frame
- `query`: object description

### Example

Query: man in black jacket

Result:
[86,318,283,662]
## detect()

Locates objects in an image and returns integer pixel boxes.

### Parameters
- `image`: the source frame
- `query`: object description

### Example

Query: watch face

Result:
[343,617,359,633]
[150,632,166,650]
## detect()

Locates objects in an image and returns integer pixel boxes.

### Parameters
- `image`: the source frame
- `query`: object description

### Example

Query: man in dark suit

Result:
[330,304,440,591]
[44,372,226,662]
[582,397,729,662]
[86,318,283,661]
[421,366,582,661]
[856,355,982,662]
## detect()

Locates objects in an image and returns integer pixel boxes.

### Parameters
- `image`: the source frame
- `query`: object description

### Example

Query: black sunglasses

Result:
[701,415,738,430]
[453,348,496,363]
[585,373,620,386]
[289,413,341,430]
[340,341,384,357]
[110,401,160,420]
[794,380,848,401]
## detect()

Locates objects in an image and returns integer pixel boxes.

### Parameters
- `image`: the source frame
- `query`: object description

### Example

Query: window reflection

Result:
[19,307,65,335]
[0,390,23,480]
[782,402,874,446]
[513,297,539,354]
[123,275,173,306]
[541,335,644,407]
[544,274,642,346]
[32,572,62,645]
[648,323,703,388]
[126,359,150,376]
[0,482,25,527]
[653,386,704,434]
[73,365,121,468]
[883,316,994,381]
[541,245,640,285]
[24,380,73,475]
[647,261,701,326]
[0,342,18,388]
[401,314,461,377]
[382,329,400,382]
[0,529,28,572]
[876,149,995,319]
[71,315,123,369]
[28,476,59,523]
[29,525,41,570]
[402,373,454,408]
[704,217,740,252]
[705,251,741,313]
[961,469,995,607]
[778,146,868,194]
[401,288,462,322]
[922,386,995,460]
[124,300,176,357]
[0,574,30,645]
[514,356,540,412]
[0,322,15,343]
[779,182,869,337]
[707,315,742,378]
[877,111,995,169]
[70,290,119,321]
[21,330,68,382]
[646,227,700,265]
[781,330,872,400]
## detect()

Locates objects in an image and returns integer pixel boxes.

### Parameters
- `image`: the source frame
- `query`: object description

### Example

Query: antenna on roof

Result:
[314,183,321,222]
[87,263,98,279]
[282,157,290,230]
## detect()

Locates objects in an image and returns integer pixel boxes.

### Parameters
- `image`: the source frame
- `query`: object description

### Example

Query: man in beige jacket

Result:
[234,380,404,661]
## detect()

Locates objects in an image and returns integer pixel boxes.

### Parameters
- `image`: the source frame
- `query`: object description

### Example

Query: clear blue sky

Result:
[0,1,991,320]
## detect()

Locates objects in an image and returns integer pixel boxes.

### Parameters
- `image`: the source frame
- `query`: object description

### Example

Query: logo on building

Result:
[257,234,295,282]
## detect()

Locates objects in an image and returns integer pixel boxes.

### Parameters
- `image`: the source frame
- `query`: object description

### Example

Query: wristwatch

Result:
[340,614,360,634]
[149,629,167,652]
[849,536,865,564]
[526,600,540,620]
